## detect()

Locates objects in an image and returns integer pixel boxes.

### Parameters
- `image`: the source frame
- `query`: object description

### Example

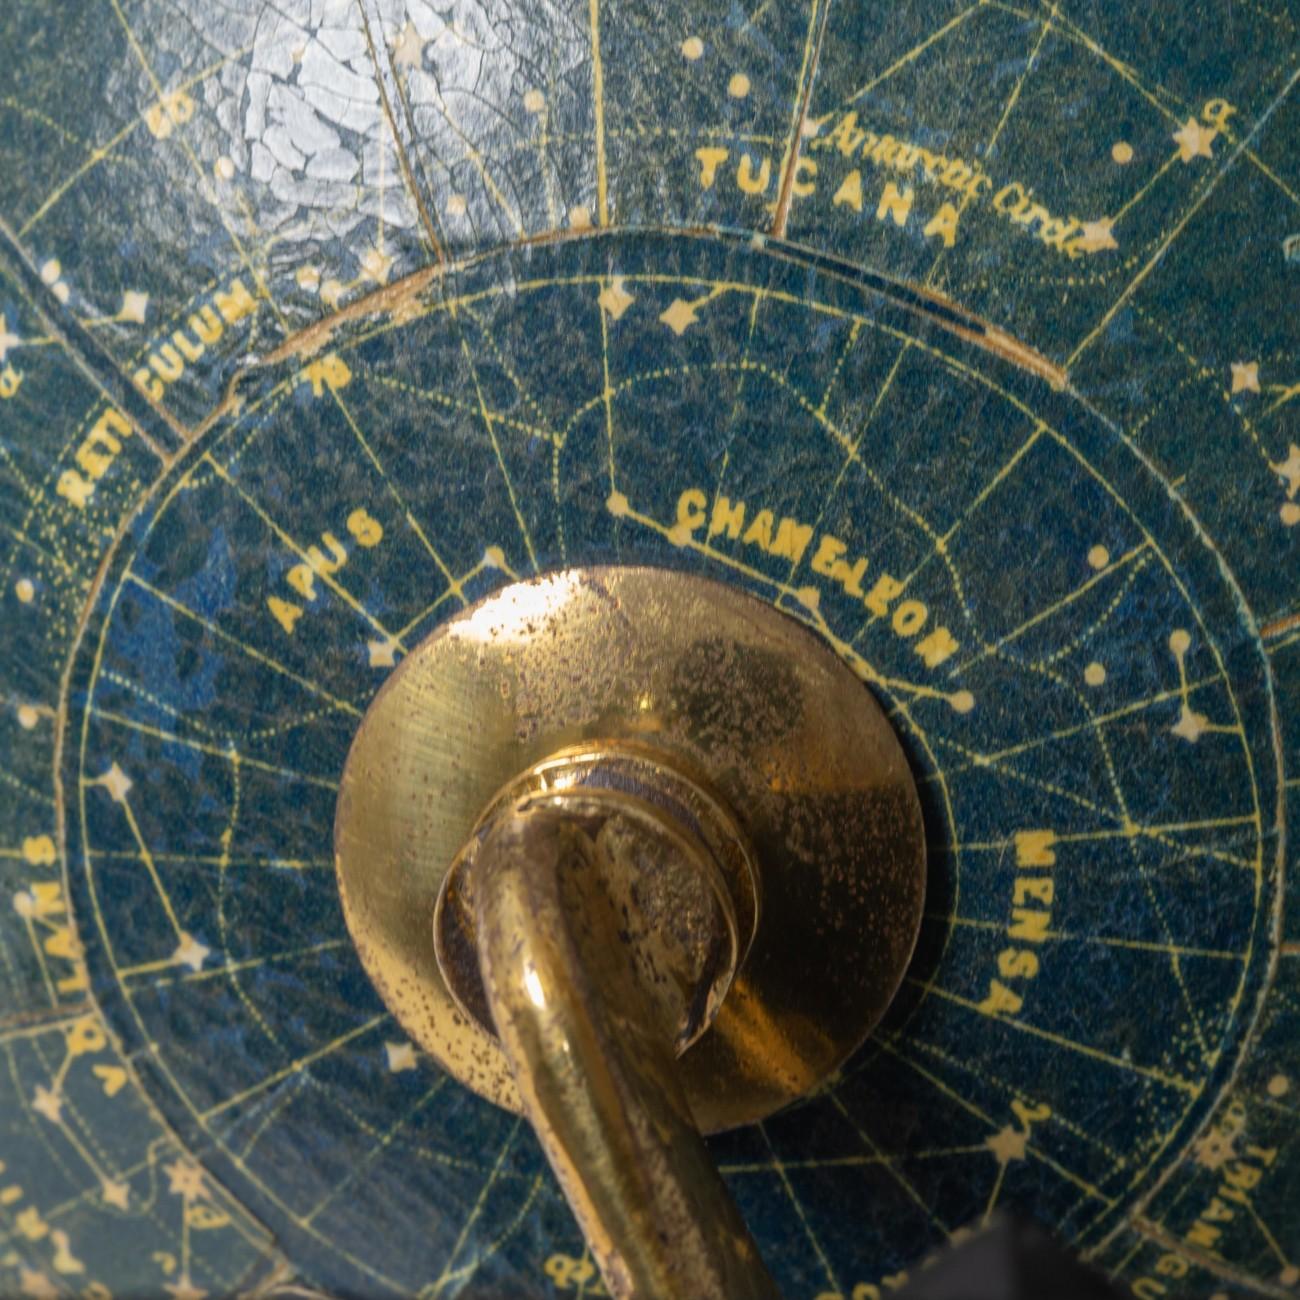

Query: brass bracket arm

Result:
[470,793,783,1300]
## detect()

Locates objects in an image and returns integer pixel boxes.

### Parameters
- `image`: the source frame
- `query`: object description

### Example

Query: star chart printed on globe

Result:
[1,0,1298,1297]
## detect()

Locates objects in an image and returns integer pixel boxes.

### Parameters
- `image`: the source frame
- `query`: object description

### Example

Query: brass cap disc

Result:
[334,567,926,1132]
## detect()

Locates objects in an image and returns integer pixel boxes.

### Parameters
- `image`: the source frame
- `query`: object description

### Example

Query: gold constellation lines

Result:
[88,764,211,975]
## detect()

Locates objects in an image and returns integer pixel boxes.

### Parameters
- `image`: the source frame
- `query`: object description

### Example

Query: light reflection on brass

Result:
[335,567,928,1298]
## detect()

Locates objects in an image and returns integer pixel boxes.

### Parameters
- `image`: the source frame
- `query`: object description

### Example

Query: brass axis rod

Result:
[471,803,783,1300]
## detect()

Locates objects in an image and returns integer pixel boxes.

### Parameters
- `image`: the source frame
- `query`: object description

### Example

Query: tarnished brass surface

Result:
[434,743,758,1056]
[334,567,927,1132]
[470,793,782,1299]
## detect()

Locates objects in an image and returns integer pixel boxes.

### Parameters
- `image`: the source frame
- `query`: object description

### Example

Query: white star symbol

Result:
[598,277,635,321]
[660,298,702,335]
[1076,217,1118,253]
[360,247,394,285]
[392,20,425,69]
[0,315,21,362]
[1231,360,1261,393]
[164,1160,206,1200]
[101,1179,130,1209]
[32,1086,62,1124]
[1173,117,1216,163]
[119,291,149,325]
[172,933,211,972]
[101,763,133,803]
[385,1041,417,1072]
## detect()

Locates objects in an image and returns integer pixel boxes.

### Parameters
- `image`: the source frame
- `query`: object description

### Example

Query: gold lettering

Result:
[709,495,745,541]
[346,508,384,548]
[44,925,81,961]
[1013,877,1054,907]
[286,564,318,602]
[742,509,774,551]
[302,353,352,396]
[1008,908,1051,943]
[75,428,123,480]
[190,305,224,345]
[93,1065,128,1097]
[151,343,184,383]
[1154,1254,1189,1278]
[923,203,960,248]
[791,158,818,197]
[1200,98,1237,130]
[1132,1281,1166,1299]
[670,489,707,543]
[267,596,304,636]
[1011,1099,1051,1128]
[891,599,927,637]
[997,948,1039,980]
[818,112,868,158]
[1014,829,1057,867]
[57,470,96,509]
[769,517,814,563]
[214,279,257,326]
[26,881,67,918]
[172,327,206,364]
[134,366,165,400]
[737,153,772,195]
[812,535,847,576]
[832,170,864,212]
[876,182,914,226]
[695,148,729,189]
[864,574,902,616]
[978,979,1023,1016]
[22,835,57,866]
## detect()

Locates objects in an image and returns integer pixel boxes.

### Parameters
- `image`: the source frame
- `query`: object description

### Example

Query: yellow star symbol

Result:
[1230,360,1261,393]
[1076,217,1118,253]
[392,20,425,69]
[659,298,702,335]
[165,1160,207,1200]
[1171,705,1209,743]
[32,1086,62,1124]
[1193,1125,1236,1170]
[985,1125,1028,1164]
[598,277,635,321]
[102,1179,130,1209]
[1173,117,1216,163]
